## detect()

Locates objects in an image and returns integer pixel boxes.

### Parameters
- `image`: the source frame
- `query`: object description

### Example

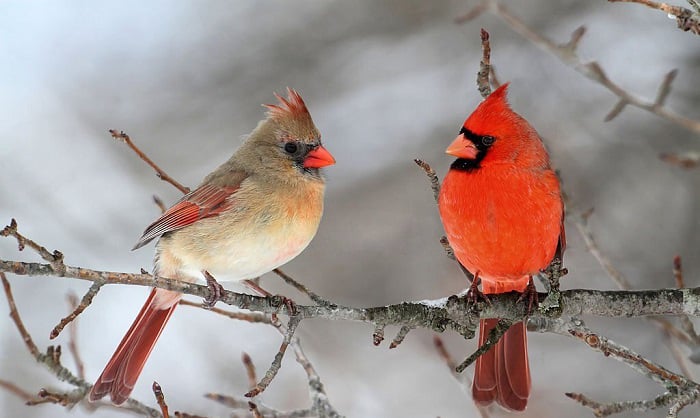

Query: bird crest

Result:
[264,88,311,122]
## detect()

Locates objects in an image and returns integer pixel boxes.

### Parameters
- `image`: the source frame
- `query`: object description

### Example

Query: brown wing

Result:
[132,179,244,250]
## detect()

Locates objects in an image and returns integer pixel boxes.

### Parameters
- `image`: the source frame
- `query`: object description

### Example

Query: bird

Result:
[437,83,565,411]
[88,88,335,405]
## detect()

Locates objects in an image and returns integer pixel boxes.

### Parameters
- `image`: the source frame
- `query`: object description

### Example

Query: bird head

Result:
[446,83,544,170]
[238,88,335,180]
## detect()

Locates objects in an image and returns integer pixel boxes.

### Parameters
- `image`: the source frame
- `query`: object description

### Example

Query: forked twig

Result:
[110,129,191,194]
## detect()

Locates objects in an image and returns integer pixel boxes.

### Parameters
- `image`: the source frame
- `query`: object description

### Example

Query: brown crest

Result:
[264,87,311,121]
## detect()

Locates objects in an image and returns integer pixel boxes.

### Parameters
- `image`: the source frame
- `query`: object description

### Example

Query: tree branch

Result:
[456,0,700,135]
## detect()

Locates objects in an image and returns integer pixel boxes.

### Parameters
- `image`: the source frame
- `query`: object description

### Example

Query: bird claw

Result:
[269,294,298,316]
[465,272,490,306]
[202,270,225,308]
[516,276,539,316]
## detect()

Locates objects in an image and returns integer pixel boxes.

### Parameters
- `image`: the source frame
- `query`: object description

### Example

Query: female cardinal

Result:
[89,88,335,405]
[438,84,564,411]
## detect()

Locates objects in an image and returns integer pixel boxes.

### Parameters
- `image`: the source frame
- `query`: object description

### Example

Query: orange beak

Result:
[445,135,478,159]
[303,145,336,168]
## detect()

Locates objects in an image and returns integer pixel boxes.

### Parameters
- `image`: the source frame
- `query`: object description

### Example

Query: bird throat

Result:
[450,154,485,172]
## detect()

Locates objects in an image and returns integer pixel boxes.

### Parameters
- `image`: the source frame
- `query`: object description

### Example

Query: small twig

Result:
[477,28,492,99]
[439,236,456,260]
[456,319,513,373]
[153,195,168,213]
[0,379,41,403]
[660,151,700,169]
[565,391,674,417]
[199,297,343,417]
[457,0,700,134]
[179,299,272,324]
[373,323,386,346]
[242,352,258,390]
[2,272,39,357]
[64,293,86,379]
[50,281,105,339]
[413,159,440,203]
[655,69,679,107]
[538,317,700,417]
[433,337,489,417]
[389,326,413,349]
[272,268,334,307]
[572,210,632,290]
[2,219,65,274]
[153,381,170,418]
[488,66,502,89]
[245,315,301,398]
[608,0,700,35]
[249,401,264,418]
[2,273,163,417]
[109,129,191,194]
[661,327,695,379]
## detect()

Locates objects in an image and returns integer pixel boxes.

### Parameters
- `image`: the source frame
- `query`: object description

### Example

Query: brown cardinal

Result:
[89,88,335,405]
[437,84,565,411]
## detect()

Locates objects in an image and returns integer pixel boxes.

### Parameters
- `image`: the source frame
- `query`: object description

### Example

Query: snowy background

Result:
[1,1,699,417]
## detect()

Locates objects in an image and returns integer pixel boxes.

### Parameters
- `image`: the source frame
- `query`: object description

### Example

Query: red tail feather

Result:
[473,319,530,411]
[89,288,180,405]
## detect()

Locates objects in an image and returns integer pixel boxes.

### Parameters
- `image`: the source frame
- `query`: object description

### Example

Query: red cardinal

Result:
[89,89,335,404]
[438,84,564,411]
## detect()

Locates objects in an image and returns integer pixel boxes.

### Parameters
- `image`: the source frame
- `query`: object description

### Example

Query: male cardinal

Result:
[438,84,564,411]
[89,88,335,404]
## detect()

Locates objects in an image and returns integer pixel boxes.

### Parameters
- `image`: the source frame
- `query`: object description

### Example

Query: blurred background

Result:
[1,1,699,417]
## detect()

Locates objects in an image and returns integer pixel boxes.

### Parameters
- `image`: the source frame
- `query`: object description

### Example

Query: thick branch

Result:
[3,259,700,335]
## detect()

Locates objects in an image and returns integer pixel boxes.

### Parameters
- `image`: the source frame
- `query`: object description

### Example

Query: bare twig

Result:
[565,391,674,417]
[179,299,272,324]
[1,219,65,274]
[572,210,632,290]
[273,268,334,307]
[456,0,700,134]
[153,195,168,213]
[242,353,258,390]
[65,293,86,380]
[477,28,492,99]
[2,272,39,357]
[456,319,513,373]
[153,381,170,418]
[245,315,302,398]
[248,401,264,418]
[1,272,163,417]
[609,0,700,35]
[373,323,386,346]
[389,325,413,349]
[0,379,41,403]
[50,281,105,339]
[110,129,191,194]
[660,151,700,169]
[200,300,343,417]
[433,337,489,418]
[536,317,700,417]
[413,159,440,203]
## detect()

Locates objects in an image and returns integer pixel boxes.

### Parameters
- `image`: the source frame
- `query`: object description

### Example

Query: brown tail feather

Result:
[472,319,530,411]
[89,288,179,405]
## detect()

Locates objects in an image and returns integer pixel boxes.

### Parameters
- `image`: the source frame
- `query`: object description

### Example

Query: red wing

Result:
[133,182,241,250]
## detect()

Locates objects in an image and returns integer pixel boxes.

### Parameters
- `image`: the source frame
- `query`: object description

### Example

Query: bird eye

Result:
[284,142,298,154]
[482,135,495,146]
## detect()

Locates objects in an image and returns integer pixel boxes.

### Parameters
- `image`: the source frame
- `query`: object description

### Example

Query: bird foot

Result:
[202,270,225,308]
[516,276,539,316]
[242,279,298,316]
[270,294,298,316]
[465,272,490,306]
